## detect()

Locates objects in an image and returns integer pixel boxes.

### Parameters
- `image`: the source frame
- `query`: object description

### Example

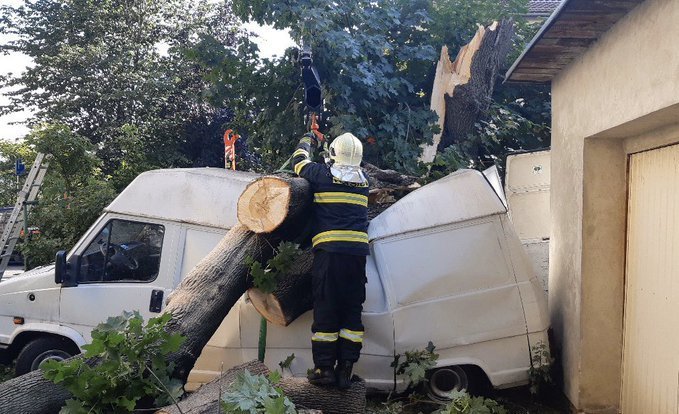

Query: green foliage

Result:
[15,124,117,268]
[433,390,507,414]
[392,341,439,388]
[227,0,441,172]
[42,311,185,414]
[1,0,549,179]
[0,140,35,206]
[0,363,14,383]
[278,353,295,374]
[528,341,554,396]
[246,242,302,294]
[25,124,101,191]
[222,0,546,174]
[221,370,296,414]
[0,0,244,173]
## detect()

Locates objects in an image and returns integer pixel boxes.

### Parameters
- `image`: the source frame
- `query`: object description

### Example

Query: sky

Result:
[0,1,294,142]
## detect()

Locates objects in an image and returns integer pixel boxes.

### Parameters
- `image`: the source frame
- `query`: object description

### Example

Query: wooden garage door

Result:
[622,143,679,413]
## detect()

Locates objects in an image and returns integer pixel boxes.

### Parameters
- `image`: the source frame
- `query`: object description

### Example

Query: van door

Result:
[59,217,178,341]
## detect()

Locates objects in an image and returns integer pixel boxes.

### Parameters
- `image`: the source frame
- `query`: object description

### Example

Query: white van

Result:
[0,167,548,397]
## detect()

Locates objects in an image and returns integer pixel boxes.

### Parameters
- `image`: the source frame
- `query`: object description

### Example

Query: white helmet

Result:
[329,133,367,184]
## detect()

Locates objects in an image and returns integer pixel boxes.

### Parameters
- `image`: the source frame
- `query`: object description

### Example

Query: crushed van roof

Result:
[368,169,506,241]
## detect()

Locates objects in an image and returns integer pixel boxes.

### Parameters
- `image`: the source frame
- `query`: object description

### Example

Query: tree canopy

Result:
[0,0,550,267]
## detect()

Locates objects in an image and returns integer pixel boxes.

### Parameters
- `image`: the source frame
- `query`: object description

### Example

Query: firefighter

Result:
[291,131,369,389]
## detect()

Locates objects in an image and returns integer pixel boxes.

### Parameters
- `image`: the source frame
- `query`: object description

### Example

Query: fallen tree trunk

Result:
[0,225,280,413]
[163,225,275,382]
[419,19,515,164]
[0,370,72,414]
[280,377,366,414]
[158,360,365,414]
[362,162,418,189]
[238,169,419,232]
[156,360,270,414]
[248,248,314,326]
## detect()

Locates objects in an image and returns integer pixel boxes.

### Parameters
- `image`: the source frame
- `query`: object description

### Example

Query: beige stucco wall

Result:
[550,0,679,411]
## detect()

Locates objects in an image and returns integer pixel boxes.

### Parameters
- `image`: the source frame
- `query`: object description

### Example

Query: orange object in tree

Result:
[309,113,325,143]
[223,129,240,170]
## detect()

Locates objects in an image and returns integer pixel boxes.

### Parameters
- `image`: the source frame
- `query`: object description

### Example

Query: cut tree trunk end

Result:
[419,19,515,164]
[237,175,312,234]
[157,360,366,414]
[248,248,314,326]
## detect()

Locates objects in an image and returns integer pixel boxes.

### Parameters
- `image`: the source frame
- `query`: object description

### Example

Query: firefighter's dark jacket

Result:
[291,134,369,256]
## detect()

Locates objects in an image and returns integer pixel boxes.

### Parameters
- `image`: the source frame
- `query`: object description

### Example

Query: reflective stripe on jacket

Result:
[291,135,370,256]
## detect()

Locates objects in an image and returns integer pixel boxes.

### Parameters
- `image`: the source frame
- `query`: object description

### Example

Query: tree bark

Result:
[157,360,365,414]
[247,248,315,326]
[237,175,312,234]
[0,369,72,414]
[0,225,281,413]
[156,360,270,414]
[279,377,366,414]
[362,162,418,190]
[163,225,276,382]
[419,19,515,164]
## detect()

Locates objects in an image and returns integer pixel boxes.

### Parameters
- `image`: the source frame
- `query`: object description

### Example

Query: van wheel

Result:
[425,366,471,401]
[15,337,79,375]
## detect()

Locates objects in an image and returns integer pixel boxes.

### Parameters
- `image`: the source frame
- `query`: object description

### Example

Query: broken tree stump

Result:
[157,360,366,414]
[419,19,515,164]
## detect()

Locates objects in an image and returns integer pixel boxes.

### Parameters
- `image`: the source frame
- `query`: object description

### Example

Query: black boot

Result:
[335,360,354,390]
[308,366,336,386]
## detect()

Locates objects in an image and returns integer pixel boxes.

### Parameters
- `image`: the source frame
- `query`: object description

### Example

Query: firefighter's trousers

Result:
[311,250,367,367]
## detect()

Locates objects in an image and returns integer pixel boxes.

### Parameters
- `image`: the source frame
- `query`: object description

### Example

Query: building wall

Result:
[550,0,679,411]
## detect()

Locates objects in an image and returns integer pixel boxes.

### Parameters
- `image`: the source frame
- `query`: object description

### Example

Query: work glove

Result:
[303,131,319,148]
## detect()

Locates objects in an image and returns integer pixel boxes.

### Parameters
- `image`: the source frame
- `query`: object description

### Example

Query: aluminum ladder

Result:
[0,153,49,279]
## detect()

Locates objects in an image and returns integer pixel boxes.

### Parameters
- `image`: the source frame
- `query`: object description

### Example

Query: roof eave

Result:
[504,0,572,83]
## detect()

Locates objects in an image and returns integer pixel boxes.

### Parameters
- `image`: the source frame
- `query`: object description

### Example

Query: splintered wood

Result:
[420,20,514,164]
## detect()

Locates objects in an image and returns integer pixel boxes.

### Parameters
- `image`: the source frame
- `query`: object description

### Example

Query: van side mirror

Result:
[55,251,67,284]
[54,251,79,287]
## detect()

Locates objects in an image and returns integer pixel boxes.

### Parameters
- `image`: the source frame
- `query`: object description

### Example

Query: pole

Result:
[258,316,268,362]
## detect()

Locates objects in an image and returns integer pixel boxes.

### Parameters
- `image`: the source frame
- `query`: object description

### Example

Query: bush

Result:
[42,312,185,414]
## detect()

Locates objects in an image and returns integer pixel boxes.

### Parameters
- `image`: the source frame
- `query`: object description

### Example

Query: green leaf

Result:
[159,333,186,354]
[43,311,185,412]
[60,398,88,414]
[278,353,295,371]
[267,370,282,384]
[262,395,288,414]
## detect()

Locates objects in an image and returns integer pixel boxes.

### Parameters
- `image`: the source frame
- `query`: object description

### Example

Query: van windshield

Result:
[79,219,164,283]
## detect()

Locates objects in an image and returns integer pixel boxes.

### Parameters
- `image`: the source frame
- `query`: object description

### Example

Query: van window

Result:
[79,219,164,283]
